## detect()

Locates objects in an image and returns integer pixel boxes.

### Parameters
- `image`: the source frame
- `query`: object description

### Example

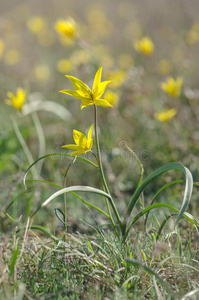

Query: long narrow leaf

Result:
[145,181,199,227]
[125,162,193,226]
[31,186,112,217]
[23,153,98,188]
[126,203,199,237]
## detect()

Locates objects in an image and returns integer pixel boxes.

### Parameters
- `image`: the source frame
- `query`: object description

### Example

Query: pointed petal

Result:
[71,149,87,156]
[60,89,86,101]
[92,67,102,93]
[87,124,93,142]
[65,75,91,95]
[73,130,87,146]
[93,99,113,108]
[62,144,79,150]
[94,80,111,99]
[80,99,93,109]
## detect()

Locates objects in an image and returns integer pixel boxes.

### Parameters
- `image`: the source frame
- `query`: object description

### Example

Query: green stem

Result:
[63,156,77,238]
[93,105,122,230]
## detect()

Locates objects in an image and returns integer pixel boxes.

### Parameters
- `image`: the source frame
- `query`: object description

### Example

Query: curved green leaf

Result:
[31,185,112,217]
[23,153,98,189]
[126,203,199,237]
[125,162,193,227]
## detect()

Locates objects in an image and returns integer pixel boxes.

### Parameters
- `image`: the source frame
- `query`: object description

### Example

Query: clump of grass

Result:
[1,222,199,299]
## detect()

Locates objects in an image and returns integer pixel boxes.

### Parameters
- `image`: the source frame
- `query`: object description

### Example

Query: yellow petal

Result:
[94,80,111,99]
[73,129,87,147]
[93,99,113,108]
[71,149,87,156]
[65,75,91,95]
[60,89,88,101]
[92,66,102,94]
[87,124,93,142]
[80,99,93,109]
[62,144,79,150]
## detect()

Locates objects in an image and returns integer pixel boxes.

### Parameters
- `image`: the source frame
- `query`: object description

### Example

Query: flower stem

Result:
[93,105,122,229]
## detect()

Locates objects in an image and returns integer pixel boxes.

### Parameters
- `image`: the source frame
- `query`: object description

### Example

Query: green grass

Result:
[1,225,199,300]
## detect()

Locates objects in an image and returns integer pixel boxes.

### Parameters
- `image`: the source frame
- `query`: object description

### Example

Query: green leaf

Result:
[23,153,98,189]
[30,225,58,240]
[125,162,193,227]
[31,186,112,217]
[126,203,199,237]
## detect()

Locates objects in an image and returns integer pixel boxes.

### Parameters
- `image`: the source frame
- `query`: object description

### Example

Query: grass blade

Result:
[126,259,175,299]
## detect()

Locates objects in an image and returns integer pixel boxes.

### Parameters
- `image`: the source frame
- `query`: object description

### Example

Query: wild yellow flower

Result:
[60,67,112,109]
[104,90,119,106]
[55,18,76,39]
[155,108,177,122]
[134,37,154,56]
[161,77,183,98]
[5,88,26,111]
[62,125,93,156]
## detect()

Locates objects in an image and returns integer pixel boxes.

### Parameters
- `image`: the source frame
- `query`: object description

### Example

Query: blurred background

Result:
[1,0,199,232]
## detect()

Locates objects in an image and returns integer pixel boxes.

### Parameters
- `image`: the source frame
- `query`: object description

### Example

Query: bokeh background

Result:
[1,0,199,231]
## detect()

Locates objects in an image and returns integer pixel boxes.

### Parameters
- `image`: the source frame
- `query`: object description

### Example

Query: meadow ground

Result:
[0,0,199,299]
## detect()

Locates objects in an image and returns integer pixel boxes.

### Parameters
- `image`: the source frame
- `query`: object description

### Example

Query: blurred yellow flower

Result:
[155,108,177,122]
[104,90,119,106]
[134,37,154,56]
[27,16,47,34]
[60,66,112,109]
[157,59,173,75]
[5,88,26,111]
[105,70,126,89]
[34,64,50,82]
[62,124,93,156]
[161,77,183,98]
[57,59,72,73]
[4,49,20,65]
[55,18,76,39]
[0,39,4,60]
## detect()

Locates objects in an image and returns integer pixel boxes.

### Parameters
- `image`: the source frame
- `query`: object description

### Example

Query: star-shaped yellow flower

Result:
[5,88,26,111]
[161,77,183,98]
[62,125,93,156]
[155,108,177,122]
[60,67,112,109]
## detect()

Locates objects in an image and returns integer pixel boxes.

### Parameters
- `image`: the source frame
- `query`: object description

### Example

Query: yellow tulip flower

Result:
[161,77,183,98]
[60,67,112,109]
[62,125,93,156]
[55,18,76,39]
[155,108,177,122]
[134,37,154,56]
[5,88,26,111]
